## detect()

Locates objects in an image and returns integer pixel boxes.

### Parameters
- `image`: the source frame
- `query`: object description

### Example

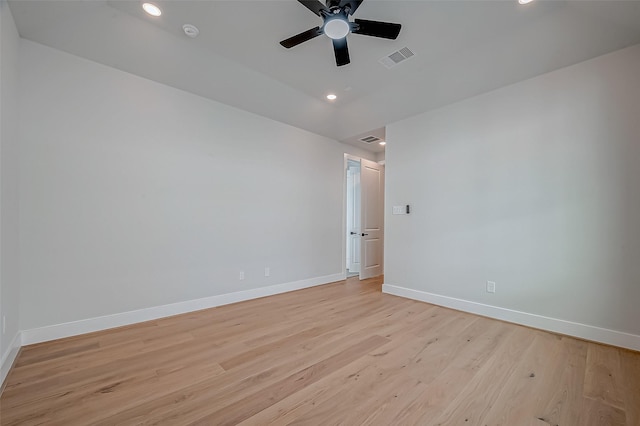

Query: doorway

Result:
[346,159,361,277]
[344,155,384,280]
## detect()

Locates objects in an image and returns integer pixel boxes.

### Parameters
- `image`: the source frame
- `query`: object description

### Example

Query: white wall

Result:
[385,44,640,343]
[0,0,21,381]
[18,40,374,332]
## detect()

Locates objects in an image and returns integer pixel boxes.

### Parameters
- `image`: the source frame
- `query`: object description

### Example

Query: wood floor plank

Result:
[536,336,589,426]
[281,366,422,426]
[91,331,394,424]
[236,363,385,426]
[13,342,100,368]
[339,369,427,426]
[428,325,538,425]
[1,335,222,410]
[584,342,626,410]
[619,349,640,426]
[190,335,389,425]
[217,295,404,371]
[5,329,196,391]
[579,396,627,426]
[2,356,225,426]
[369,315,488,383]
[1,276,639,425]
[235,306,449,426]
[382,321,516,425]
[480,331,566,425]
[233,302,442,425]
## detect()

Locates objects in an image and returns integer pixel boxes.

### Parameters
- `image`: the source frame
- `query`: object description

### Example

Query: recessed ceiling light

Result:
[518,0,534,4]
[379,141,386,146]
[327,94,337,100]
[142,3,162,17]
[324,18,350,40]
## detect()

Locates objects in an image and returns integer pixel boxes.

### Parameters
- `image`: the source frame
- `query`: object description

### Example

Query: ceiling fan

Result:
[280,0,402,67]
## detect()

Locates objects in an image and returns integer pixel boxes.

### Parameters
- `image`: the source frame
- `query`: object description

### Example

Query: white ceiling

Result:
[9,0,640,152]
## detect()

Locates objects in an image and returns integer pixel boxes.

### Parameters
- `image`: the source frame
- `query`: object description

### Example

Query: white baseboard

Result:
[383,284,640,352]
[21,273,346,346]
[1,331,23,389]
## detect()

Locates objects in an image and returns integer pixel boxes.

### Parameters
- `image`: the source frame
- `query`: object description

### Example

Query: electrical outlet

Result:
[239,271,245,281]
[486,281,496,293]
[264,267,270,277]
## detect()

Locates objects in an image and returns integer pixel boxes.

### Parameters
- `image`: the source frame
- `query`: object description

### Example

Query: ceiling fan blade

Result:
[339,0,364,16]
[332,38,350,66]
[298,0,329,17]
[352,19,401,40]
[280,27,323,49]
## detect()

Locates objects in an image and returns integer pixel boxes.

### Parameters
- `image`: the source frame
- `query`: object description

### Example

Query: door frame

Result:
[342,154,384,280]
[345,159,361,274]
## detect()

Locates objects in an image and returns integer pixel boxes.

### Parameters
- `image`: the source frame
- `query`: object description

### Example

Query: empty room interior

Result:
[1,0,640,424]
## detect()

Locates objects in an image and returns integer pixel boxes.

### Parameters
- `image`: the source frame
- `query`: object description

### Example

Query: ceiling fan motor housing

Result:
[280,0,402,66]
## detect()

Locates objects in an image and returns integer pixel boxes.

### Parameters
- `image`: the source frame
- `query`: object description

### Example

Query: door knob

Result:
[362,233,369,236]
[350,232,358,235]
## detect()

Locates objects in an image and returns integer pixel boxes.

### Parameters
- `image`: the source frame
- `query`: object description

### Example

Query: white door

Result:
[360,159,384,279]
[346,165,361,272]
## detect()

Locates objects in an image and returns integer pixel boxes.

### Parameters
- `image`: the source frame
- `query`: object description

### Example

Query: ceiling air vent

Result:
[360,135,381,144]
[379,47,415,69]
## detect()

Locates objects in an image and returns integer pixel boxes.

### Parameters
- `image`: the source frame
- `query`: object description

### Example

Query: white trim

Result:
[22,273,345,346]
[1,331,22,389]
[383,284,640,352]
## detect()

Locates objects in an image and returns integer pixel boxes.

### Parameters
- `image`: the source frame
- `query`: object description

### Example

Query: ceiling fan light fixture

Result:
[327,94,337,100]
[324,18,350,40]
[142,2,162,17]
[280,0,402,67]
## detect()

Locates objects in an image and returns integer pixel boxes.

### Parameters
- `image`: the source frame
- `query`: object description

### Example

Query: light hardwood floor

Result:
[1,276,639,425]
